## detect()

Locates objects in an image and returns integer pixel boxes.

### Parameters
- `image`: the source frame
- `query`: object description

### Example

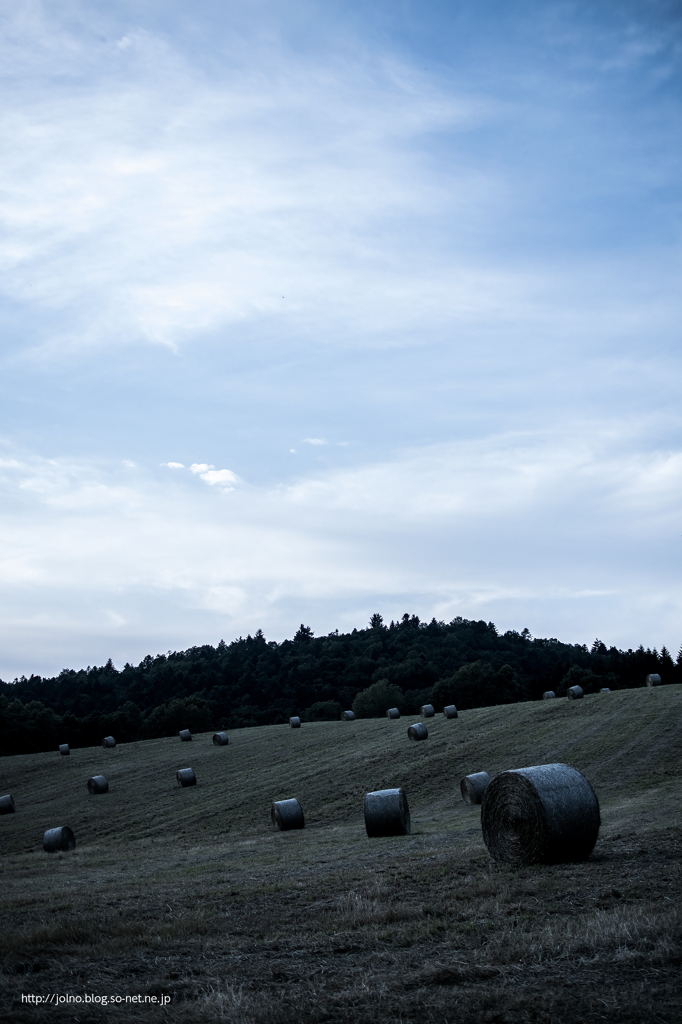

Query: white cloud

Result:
[189,463,238,486]
[189,463,212,473]
[302,438,328,446]
[162,461,185,469]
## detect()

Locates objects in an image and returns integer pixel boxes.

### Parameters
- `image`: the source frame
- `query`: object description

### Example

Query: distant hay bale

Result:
[290,716,301,728]
[176,768,197,787]
[59,743,70,756]
[364,788,410,837]
[386,707,400,719]
[420,704,435,718]
[646,673,662,687]
[407,722,428,741]
[600,687,611,693]
[481,762,600,865]
[443,705,458,719]
[213,731,229,745]
[102,736,116,748]
[43,826,76,853]
[0,794,16,814]
[87,775,109,795]
[271,797,305,831]
[179,729,192,742]
[567,685,584,700]
[341,710,355,721]
[542,691,556,700]
[460,771,491,805]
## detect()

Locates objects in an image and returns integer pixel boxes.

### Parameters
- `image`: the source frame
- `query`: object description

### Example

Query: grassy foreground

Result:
[0,685,680,1023]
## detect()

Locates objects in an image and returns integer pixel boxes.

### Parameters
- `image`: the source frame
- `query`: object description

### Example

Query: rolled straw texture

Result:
[213,731,229,746]
[646,674,662,687]
[177,768,197,787]
[87,775,109,795]
[386,707,400,719]
[460,771,491,805]
[179,729,192,742]
[481,763,600,865]
[443,705,458,719]
[0,794,16,814]
[567,685,584,700]
[271,797,305,831]
[289,716,301,728]
[59,743,70,755]
[341,710,355,721]
[43,826,76,853]
[542,691,556,700]
[102,736,116,748]
[420,704,435,718]
[407,722,428,741]
[364,788,410,837]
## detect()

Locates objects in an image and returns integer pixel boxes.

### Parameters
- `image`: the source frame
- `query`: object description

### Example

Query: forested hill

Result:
[1,613,680,755]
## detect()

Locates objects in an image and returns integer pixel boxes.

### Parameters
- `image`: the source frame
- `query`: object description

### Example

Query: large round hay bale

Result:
[213,731,229,746]
[407,722,428,741]
[646,673,662,687]
[600,687,611,693]
[341,710,355,721]
[87,775,109,795]
[271,797,305,831]
[481,762,600,865]
[176,768,197,787]
[289,716,301,728]
[542,691,556,700]
[443,705,458,719]
[43,826,76,853]
[102,735,116,748]
[59,743,70,756]
[420,704,435,718]
[460,771,491,805]
[179,729,192,742]
[0,794,16,814]
[364,788,410,837]
[386,707,400,719]
[567,685,584,700]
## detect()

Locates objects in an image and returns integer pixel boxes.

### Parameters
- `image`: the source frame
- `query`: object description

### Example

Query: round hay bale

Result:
[443,705,458,719]
[213,731,229,746]
[646,673,662,687]
[179,728,192,742]
[407,722,428,741]
[567,685,584,700]
[600,687,611,693]
[341,710,355,721]
[386,707,400,719]
[102,735,116,748]
[59,743,70,756]
[420,704,435,718]
[87,775,109,795]
[271,797,305,831]
[289,716,301,728]
[542,691,556,700]
[43,826,76,853]
[176,768,197,787]
[460,771,491,805]
[364,788,410,837]
[481,762,600,865]
[0,794,16,814]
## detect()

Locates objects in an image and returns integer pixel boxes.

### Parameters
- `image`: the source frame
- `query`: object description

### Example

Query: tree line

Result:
[1,613,679,755]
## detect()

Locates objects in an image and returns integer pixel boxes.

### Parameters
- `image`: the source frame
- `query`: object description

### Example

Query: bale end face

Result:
[289,716,301,728]
[59,743,70,755]
[341,710,355,721]
[179,729,192,741]
[0,794,16,814]
[460,771,491,805]
[420,704,435,718]
[364,788,410,837]
[271,797,305,831]
[177,768,197,787]
[87,775,109,795]
[567,685,584,700]
[212,731,229,745]
[443,705,458,718]
[407,722,428,741]
[386,707,400,719]
[102,735,116,748]
[542,691,556,700]
[646,673,662,687]
[43,826,76,853]
[481,762,600,865]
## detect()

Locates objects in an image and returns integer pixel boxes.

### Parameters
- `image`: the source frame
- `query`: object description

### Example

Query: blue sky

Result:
[1,0,681,679]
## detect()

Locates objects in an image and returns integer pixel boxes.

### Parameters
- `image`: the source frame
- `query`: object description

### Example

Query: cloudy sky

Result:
[1,0,681,680]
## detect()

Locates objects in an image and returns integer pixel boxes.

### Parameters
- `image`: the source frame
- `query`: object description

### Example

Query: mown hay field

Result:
[1,685,680,1023]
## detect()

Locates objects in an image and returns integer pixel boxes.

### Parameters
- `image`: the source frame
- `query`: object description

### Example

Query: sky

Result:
[1,0,681,680]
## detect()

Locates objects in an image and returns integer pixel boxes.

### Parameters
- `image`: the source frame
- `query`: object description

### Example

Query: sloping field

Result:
[1,686,680,1023]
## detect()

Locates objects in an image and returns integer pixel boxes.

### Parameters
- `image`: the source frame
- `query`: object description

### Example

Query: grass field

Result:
[1,685,680,1023]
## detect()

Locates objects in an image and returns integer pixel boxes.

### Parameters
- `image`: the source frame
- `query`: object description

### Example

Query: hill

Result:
[0,684,680,1023]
